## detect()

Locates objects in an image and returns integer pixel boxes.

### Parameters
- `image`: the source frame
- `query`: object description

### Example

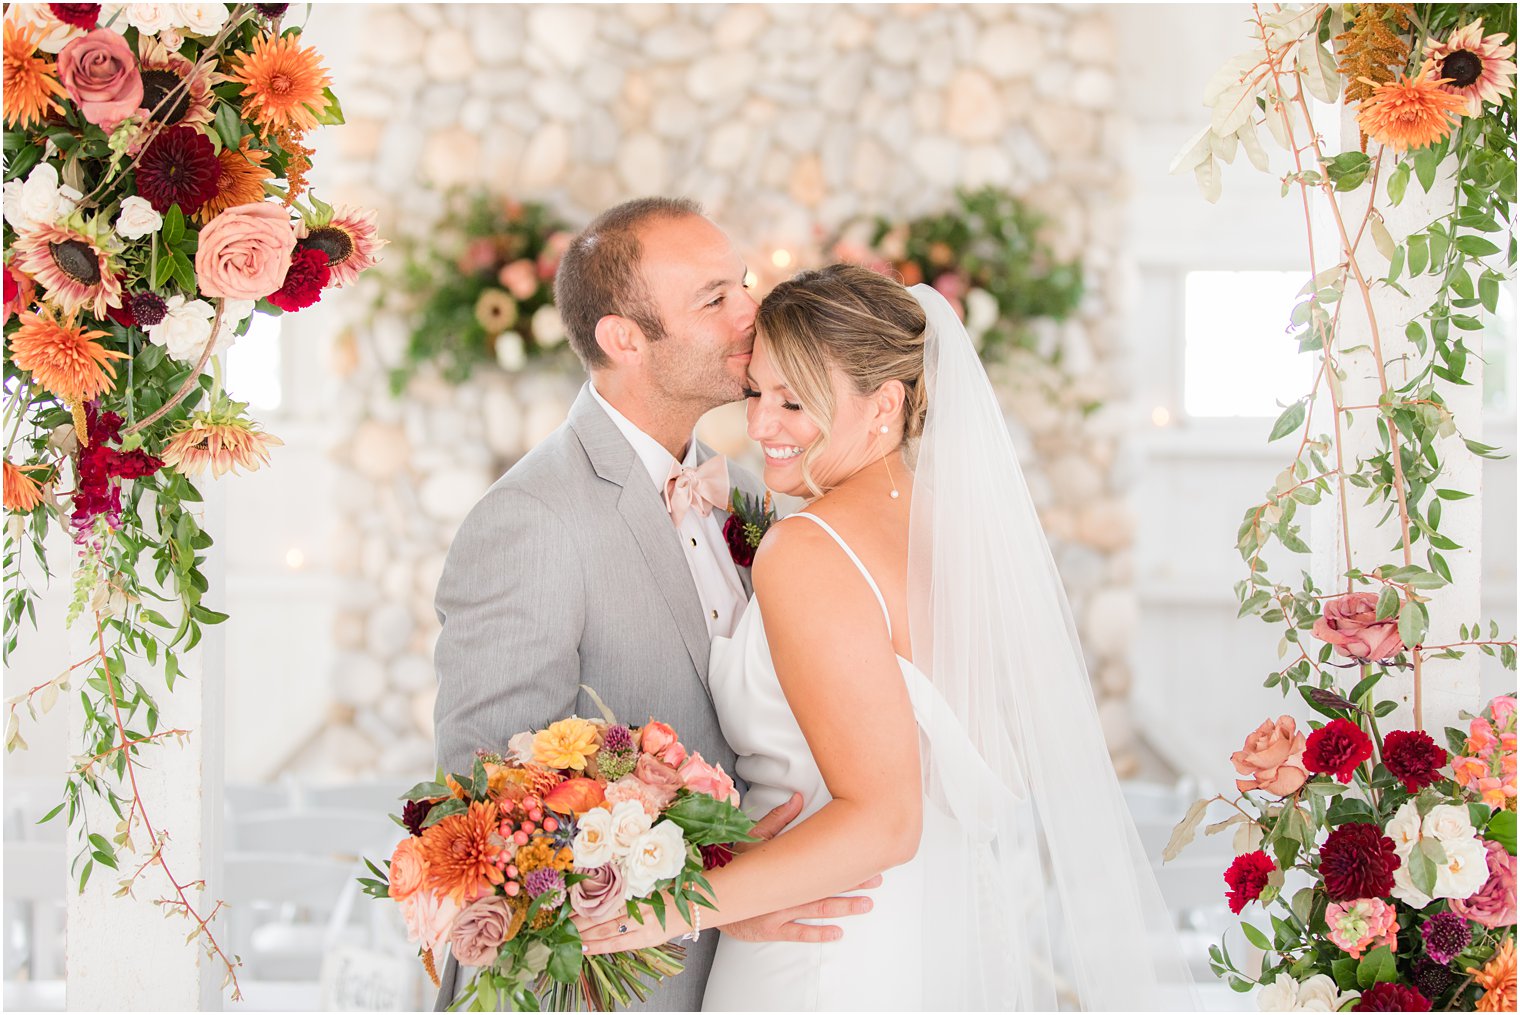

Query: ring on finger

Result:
[618,923,628,934]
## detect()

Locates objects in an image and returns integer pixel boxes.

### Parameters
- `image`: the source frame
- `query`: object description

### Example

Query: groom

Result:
[432,198,872,1011]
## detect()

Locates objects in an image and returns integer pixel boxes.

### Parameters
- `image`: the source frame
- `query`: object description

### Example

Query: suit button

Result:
[691,538,698,547]
[711,610,719,620]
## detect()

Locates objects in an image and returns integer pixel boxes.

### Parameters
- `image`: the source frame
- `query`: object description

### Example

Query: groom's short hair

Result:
[555,196,703,370]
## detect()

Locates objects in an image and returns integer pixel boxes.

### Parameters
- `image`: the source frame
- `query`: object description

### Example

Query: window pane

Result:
[225,313,282,412]
[1184,270,1314,418]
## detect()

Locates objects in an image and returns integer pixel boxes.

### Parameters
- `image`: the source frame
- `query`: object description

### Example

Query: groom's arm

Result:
[433,486,585,778]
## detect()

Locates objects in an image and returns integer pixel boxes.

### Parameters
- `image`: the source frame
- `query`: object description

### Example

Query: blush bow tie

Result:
[664,456,729,526]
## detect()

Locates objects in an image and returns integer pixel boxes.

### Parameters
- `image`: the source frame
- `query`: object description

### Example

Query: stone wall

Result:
[302,3,1141,779]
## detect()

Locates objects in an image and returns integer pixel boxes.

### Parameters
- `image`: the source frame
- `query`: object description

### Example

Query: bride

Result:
[576,265,1195,1011]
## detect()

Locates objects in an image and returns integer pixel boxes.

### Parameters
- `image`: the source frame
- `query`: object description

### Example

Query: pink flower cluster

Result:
[1326,897,1399,959]
[1453,696,1517,812]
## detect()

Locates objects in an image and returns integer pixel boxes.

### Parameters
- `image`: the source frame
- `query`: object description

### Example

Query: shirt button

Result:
[711,610,719,620]
[691,538,698,547]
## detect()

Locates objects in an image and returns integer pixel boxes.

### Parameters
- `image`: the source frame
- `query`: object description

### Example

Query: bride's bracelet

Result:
[680,906,701,944]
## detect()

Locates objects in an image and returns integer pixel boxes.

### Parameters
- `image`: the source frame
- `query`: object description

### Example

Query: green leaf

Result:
[213,102,244,152]
[1357,945,1398,989]
[421,796,467,828]
[1374,586,1399,621]
[1455,235,1501,257]
[1332,957,1359,992]
[546,940,582,985]
[1269,400,1308,442]
[1485,809,1516,856]
[1387,162,1410,205]
[1408,839,1441,895]
[1398,600,1428,648]
[662,791,759,846]
[162,205,185,247]
[1348,671,1382,704]
[1242,923,1272,951]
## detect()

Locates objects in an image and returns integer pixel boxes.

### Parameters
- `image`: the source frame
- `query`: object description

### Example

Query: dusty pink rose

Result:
[678,752,739,805]
[1449,840,1517,928]
[387,836,428,902]
[639,720,686,768]
[400,891,460,955]
[632,754,684,810]
[1231,716,1310,797]
[57,29,143,131]
[604,776,667,820]
[195,202,297,300]
[498,259,538,300]
[1312,593,1406,662]
[569,863,627,922]
[448,895,516,966]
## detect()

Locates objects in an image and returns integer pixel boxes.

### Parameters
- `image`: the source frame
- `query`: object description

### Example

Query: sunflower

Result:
[135,37,218,129]
[1424,19,1518,116]
[420,800,506,905]
[194,136,275,224]
[1356,60,1469,153]
[3,461,51,513]
[295,205,385,288]
[229,31,333,135]
[11,216,123,319]
[3,20,67,129]
[159,411,284,479]
[8,307,127,404]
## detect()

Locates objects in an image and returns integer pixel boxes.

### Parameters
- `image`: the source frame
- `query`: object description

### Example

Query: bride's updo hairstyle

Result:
[756,264,928,496]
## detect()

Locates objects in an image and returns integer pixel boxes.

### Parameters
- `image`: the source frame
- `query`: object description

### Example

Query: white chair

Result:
[221,852,366,984]
[294,781,416,816]
[227,810,402,862]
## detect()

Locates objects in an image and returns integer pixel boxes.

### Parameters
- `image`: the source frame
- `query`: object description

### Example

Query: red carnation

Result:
[110,449,163,480]
[1223,850,1275,914]
[701,842,735,870]
[1353,982,1432,1011]
[266,248,330,312]
[49,4,100,28]
[1381,729,1448,793]
[1305,718,1374,783]
[134,126,222,215]
[723,513,755,568]
[1319,821,1400,901]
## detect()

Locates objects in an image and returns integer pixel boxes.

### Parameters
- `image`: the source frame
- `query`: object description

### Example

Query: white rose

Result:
[114,196,163,241]
[506,731,536,765]
[964,287,998,339]
[157,27,183,51]
[531,305,566,348]
[1295,976,1345,1012]
[1256,976,1300,1011]
[1432,834,1490,901]
[1386,801,1422,854]
[8,4,85,52]
[1423,804,1477,844]
[123,3,176,34]
[4,164,82,233]
[607,799,652,858]
[174,2,228,35]
[220,298,255,323]
[572,807,616,869]
[622,820,687,898]
[494,331,527,371]
[148,296,233,364]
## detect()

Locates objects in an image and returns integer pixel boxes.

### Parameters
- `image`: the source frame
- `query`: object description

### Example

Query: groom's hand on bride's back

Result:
[724,792,882,943]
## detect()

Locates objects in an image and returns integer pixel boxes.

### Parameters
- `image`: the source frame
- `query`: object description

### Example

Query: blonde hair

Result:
[755,264,928,497]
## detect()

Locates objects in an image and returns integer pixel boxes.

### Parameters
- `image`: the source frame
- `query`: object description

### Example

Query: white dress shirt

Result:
[590,383,748,638]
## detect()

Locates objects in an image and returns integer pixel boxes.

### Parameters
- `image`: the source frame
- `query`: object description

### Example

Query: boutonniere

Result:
[722,489,775,568]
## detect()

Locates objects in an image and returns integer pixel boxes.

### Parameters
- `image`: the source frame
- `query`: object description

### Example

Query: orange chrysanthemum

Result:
[420,800,506,905]
[1356,59,1470,153]
[229,32,332,135]
[3,461,50,513]
[3,20,67,129]
[194,136,275,224]
[159,414,284,479]
[8,308,127,404]
[1476,937,1516,1013]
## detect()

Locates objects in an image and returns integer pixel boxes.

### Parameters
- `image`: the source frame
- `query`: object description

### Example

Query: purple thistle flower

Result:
[1420,911,1472,965]
[525,867,566,907]
[602,725,633,753]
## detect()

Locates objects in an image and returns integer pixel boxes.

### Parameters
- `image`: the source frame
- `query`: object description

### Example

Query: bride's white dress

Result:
[700,512,965,1012]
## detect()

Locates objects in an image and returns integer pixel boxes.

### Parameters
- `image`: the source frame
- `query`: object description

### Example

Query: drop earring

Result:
[879,424,900,500]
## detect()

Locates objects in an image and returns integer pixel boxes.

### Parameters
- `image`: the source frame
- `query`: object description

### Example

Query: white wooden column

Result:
[1313,108,1484,736]
[66,482,226,1011]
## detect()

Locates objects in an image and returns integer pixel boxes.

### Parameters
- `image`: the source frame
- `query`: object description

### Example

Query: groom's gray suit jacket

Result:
[431,382,763,1012]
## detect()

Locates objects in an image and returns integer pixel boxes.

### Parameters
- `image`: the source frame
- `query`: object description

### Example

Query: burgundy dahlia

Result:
[1382,730,1448,793]
[1223,850,1275,914]
[401,798,435,837]
[1419,911,1471,965]
[723,513,755,568]
[134,126,222,215]
[1319,821,1400,901]
[1353,982,1432,1011]
[49,4,100,28]
[266,248,330,312]
[1305,718,1375,783]
[701,842,735,870]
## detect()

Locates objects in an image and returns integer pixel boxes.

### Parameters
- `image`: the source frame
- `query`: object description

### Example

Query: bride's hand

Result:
[574,899,691,955]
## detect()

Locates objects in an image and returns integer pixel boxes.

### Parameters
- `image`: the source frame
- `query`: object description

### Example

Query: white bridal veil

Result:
[905,283,1197,1010]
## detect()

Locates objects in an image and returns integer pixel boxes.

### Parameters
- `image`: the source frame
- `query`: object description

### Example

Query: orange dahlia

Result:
[296,205,385,288]
[420,800,506,905]
[229,31,333,135]
[1425,19,1518,116]
[3,20,67,129]
[1356,59,1470,153]
[8,308,126,404]
[1476,937,1516,1013]
[194,136,276,224]
[159,412,284,479]
[3,461,50,513]
[11,219,122,319]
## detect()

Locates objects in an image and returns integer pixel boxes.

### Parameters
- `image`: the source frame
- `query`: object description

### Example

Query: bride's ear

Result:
[594,314,642,367]
[870,378,906,431]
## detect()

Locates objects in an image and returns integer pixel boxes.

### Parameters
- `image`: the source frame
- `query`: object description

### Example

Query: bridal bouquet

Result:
[1168,689,1516,1011]
[363,714,754,1011]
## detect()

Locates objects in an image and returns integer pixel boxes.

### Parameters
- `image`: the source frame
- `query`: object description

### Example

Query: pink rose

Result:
[632,754,684,811]
[1490,695,1517,728]
[678,752,739,805]
[498,259,538,300]
[448,895,517,967]
[388,836,428,903]
[932,272,968,301]
[1312,593,1406,662]
[639,720,686,768]
[400,891,460,955]
[1231,716,1309,797]
[458,238,496,274]
[195,202,296,300]
[1449,840,1516,929]
[569,864,627,922]
[57,29,144,132]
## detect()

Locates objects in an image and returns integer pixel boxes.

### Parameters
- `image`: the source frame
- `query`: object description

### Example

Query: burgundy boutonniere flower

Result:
[724,489,776,568]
